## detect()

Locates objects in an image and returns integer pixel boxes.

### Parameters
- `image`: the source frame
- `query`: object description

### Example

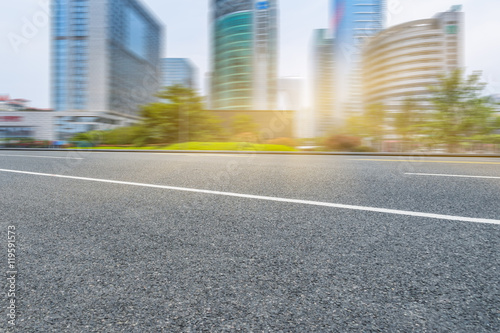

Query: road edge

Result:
[1,148,499,158]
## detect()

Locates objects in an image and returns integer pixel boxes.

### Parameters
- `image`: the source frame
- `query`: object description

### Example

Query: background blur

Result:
[1,0,499,108]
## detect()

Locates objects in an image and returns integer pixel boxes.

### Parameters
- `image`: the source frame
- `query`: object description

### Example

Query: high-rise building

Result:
[161,58,198,90]
[362,6,465,115]
[311,29,335,136]
[210,0,278,110]
[332,0,385,120]
[51,0,163,139]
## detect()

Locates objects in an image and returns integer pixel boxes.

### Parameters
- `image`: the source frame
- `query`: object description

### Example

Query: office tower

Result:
[332,0,385,120]
[362,6,465,115]
[312,29,335,136]
[210,0,278,110]
[51,0,163,139]
[161,58,198,89]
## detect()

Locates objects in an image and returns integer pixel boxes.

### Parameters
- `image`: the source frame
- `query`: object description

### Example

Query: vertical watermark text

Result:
[6,226,17,327]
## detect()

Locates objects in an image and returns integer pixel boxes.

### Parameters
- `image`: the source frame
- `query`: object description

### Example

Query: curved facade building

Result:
[211,0,277,110]
[362,7,464,114]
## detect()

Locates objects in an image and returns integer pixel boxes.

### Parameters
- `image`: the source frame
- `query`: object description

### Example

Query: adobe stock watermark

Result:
[6,226,17,327]
[7,0,51,53]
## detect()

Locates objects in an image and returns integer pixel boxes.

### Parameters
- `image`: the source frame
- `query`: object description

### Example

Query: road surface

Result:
[0,151,499,331]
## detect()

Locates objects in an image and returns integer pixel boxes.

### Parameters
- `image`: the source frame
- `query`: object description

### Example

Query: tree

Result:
[395,98,415,139]
[393,98,425,151]
[324,134,361,151]
[139,85,222,144]
[427,70,496,152]
[71,85,224,146]
[336,104,386,151]
[364,103,386,149]
[341,114,369,137]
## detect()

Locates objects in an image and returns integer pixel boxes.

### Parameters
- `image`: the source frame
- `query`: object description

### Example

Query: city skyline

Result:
[1,0,499,109]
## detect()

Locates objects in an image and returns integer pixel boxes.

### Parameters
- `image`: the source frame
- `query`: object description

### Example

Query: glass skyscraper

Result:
[211,0,278,110]
[312,29,335,136]
[161,58,198,90]
[51,0,162,139]
[332,0,385,120]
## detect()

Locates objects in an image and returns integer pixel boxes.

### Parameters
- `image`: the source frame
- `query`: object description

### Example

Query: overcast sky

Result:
[1,0,499,108]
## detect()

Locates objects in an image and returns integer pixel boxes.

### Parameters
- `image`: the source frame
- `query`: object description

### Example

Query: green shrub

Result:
[324,135,362,151]
[353,146,377,152]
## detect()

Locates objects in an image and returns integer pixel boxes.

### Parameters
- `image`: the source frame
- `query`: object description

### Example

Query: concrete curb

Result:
[1,148,499,158]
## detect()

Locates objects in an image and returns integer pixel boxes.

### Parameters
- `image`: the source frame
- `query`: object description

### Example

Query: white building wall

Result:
[0,112,55,141]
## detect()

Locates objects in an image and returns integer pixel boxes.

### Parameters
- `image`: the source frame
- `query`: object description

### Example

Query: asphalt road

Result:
[0,151,499,332]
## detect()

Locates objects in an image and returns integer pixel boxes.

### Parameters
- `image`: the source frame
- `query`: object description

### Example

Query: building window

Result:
[0,127,35,139]
[446,25,458,34]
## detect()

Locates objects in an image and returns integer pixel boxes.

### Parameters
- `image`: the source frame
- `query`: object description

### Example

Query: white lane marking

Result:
[1,168,499,226]
[150,153,246,157]
[0,154,83,160]
[406,173,500,180]
[351,158,500,165]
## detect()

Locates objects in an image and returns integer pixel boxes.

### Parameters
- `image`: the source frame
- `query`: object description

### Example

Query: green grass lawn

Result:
[74,142,297,152]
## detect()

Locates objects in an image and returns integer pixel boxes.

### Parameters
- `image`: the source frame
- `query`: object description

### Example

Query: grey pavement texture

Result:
[0,151,499,332]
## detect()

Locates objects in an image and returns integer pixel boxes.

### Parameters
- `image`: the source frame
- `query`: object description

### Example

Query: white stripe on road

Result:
[1,168,499,226]
[351,158,500,165]
[406,173,500,180]
[151,153,246,157]
[0,154,83,160]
